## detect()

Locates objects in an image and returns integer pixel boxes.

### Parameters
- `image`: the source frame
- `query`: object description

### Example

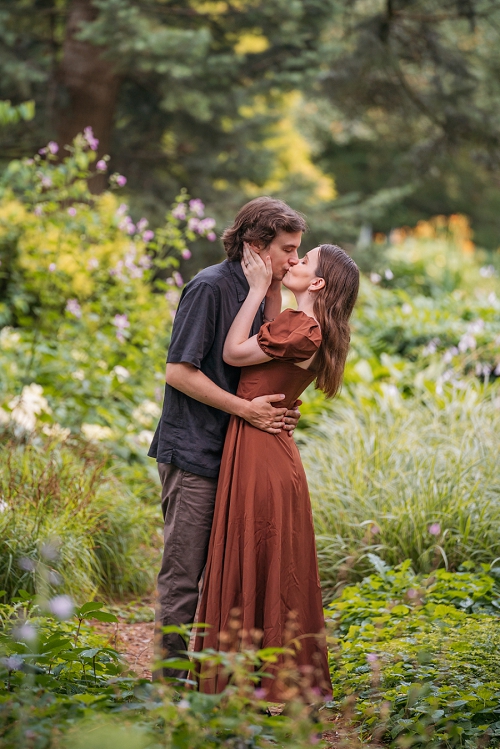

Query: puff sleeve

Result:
[257,309,322,362]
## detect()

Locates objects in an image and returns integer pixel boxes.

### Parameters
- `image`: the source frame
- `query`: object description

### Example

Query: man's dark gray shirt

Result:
[148,259,263,478]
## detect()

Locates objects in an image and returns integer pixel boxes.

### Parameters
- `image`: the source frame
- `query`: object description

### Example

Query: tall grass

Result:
[302,388,500,597]
[0,435,161,601]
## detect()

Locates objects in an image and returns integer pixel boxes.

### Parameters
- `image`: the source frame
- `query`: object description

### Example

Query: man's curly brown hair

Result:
[222,197,307,261]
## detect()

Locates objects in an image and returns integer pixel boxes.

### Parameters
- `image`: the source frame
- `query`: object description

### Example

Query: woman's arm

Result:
[223,244,273,367]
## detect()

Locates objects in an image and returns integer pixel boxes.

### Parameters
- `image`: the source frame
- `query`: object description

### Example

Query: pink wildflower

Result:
[173,271,184,287]
[83,126,99,151]
[181,249,192,259]
[142,229,154,242]
[48,141,59,155]
[428,523,441,536]
[172,203,187,220]
[67,207,77,217]
[207,231,217,242]
[66,299,82,318]
[116,174,127,187]
[189,198,205,217]
[96,159,107,172]
[112,314,130,330]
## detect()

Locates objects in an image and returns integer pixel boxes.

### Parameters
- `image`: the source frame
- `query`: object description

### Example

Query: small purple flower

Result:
[181,249,192,259]
[254,688,267,700]
[14,623,37,642]
[173,271,184,287]
[48,595,74,620]
[199,217,216,232]
[96,159,107,172]
[48,263,56,272]
[189,198,205,217]
[142,229,154,242]
[407,588,418,599]
[38,147,47,156]
[112,314,130,330]
[207,231,217,242]
[370,524,380,535]
[137,218,148,232]
[48,141,59,155]
[2,655,23,672]
[428,523,441,536]
[139,254,152,269]
[25,158,34,165]
[116,203,128,216]
[66,299,82,319]
[18,558,36,572]
[40,175,52,188]
[67,207,77,217]
[34,205,43,216]
[83,126,99,151]
[126,222,136,235]
[116,174,127,187]
[87,258,99,270]
[172,204,187,220]
[187,217,199,232]
[41,540,60,561]
[366,653,378,664]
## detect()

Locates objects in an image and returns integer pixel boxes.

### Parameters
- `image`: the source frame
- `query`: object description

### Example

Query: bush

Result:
[326,561,500,747]
[302,388,500,594]
[0,435,160,601]
[0,133,216,462]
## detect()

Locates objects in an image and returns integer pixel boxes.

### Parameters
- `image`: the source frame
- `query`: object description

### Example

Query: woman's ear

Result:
[309,276,325,293]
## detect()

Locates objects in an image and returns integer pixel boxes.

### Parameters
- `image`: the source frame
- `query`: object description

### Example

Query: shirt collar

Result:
[226,258,249,302]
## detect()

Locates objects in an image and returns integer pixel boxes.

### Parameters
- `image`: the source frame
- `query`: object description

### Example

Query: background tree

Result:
[309,0,500,249]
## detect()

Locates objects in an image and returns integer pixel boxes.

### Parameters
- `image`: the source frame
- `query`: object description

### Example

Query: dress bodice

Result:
[236,309,322,409]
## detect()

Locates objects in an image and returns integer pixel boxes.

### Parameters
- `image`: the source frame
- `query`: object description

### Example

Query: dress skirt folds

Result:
[193,310,332,701]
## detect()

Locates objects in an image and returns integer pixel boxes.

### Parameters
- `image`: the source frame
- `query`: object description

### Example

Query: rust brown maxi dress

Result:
[194,309,332,701]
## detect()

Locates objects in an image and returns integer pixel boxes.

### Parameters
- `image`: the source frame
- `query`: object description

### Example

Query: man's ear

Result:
[309,277,325,292]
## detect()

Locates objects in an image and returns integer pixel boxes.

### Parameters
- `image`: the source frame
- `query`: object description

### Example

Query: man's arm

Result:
[166,363,287,434]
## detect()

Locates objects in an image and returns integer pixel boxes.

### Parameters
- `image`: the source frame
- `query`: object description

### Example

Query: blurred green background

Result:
[1,0,500,268]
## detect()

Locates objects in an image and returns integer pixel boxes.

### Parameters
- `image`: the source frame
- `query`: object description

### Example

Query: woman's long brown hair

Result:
[313,244,360,398]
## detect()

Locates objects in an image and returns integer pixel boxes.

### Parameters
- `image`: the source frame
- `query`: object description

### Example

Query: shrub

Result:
[303,388,500,594]
[0,133,215,461]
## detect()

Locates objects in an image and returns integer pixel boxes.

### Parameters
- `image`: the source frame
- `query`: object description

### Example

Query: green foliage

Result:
[0,100,35,127]
[0,435,160,601]
[0,597,329,749]
[0,134,213,460]
[327,562,500,747]
[303,389,500,594]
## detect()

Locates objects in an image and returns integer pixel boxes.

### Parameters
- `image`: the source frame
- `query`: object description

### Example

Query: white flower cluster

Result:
[132,400,161,426]
[0,383,51,433]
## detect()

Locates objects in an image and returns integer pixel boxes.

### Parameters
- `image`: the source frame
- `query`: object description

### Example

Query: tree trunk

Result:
[54,0,120,193]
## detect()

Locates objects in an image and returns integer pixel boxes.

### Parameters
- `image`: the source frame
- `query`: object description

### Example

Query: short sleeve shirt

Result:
[148,259,263,478]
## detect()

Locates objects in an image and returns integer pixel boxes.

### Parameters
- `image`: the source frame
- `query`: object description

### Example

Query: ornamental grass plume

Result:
[303,387,500,596]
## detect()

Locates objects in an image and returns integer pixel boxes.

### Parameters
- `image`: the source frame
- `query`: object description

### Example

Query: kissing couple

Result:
[149,196,359,702]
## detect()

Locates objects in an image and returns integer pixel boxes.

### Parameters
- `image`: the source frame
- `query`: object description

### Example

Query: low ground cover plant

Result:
[0,592,327,749]
[326,559,500,747]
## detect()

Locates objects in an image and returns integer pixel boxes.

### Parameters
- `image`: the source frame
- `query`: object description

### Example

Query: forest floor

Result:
[92,607,342,746]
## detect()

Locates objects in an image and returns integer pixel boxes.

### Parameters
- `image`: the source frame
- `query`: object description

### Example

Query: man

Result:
[148,196,307,678]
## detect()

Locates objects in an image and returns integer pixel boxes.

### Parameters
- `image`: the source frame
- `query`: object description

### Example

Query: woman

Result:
[194,242,359,701]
